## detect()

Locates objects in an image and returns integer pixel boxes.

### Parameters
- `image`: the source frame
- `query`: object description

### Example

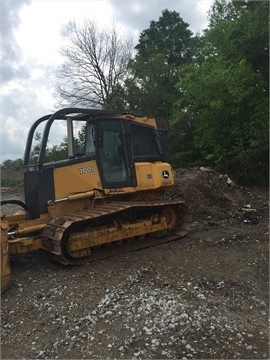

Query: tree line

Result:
[3,0,269,185]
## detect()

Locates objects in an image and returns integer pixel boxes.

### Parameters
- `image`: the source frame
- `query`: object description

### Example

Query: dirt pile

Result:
[166,167,266,225]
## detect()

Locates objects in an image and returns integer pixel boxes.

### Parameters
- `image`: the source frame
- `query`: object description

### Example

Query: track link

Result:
[42,199,192,265]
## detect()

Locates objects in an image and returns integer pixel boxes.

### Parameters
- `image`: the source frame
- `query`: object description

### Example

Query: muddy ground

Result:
[1,168,269,359]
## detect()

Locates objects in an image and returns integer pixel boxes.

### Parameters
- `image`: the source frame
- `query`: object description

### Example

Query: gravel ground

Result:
[1,168,269,359]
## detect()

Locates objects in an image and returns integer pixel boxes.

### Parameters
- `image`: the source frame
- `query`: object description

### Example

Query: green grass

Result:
[1,168,24,187]
[1,177,24,187]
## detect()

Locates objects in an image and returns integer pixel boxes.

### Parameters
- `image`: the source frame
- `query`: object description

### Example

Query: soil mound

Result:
[166,167,252,222]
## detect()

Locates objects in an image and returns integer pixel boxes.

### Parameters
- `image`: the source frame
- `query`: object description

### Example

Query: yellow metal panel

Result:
[136,164,154,188]
[135,162,174,189]
[53,160,101,199]
[9,237,42,254]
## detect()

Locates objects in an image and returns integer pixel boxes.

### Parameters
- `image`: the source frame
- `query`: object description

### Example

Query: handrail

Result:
[23,107,116,167]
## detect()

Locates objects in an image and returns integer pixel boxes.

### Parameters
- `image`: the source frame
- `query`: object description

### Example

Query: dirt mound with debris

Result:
[1,167,269,359]
[166,167,265,225]
[167,167,243,218]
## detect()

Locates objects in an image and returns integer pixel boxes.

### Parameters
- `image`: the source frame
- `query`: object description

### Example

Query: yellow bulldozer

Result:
[1,108,192,292]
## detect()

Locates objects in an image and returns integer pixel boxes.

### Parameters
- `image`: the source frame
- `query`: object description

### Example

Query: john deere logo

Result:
[162,170,169,179]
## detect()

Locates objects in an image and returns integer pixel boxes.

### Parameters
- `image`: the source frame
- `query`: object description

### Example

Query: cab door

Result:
[96,120,136,188]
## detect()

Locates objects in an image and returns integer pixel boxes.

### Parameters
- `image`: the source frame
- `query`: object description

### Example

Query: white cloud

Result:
[0,0,213,163]
[13,0,114,66]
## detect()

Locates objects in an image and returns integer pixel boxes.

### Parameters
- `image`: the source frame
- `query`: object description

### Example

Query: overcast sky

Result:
[0,0,214,163]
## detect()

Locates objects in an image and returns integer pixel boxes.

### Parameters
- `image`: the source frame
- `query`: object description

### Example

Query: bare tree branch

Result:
[55,19,134,108]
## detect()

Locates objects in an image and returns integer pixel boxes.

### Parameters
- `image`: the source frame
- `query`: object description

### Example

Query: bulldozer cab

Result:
[23,108,168,219]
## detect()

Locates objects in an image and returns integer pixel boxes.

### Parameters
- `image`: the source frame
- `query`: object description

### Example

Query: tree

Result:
[171,0,269,184]
[124,10,197,117]
[207,0,269,83]
[2,158,23,170]
[134,9,193,66]
[55,20,134,109]
[29,131,42,164]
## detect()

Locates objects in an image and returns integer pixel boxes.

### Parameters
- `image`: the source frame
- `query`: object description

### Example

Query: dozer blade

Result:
[1,220,11,293]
